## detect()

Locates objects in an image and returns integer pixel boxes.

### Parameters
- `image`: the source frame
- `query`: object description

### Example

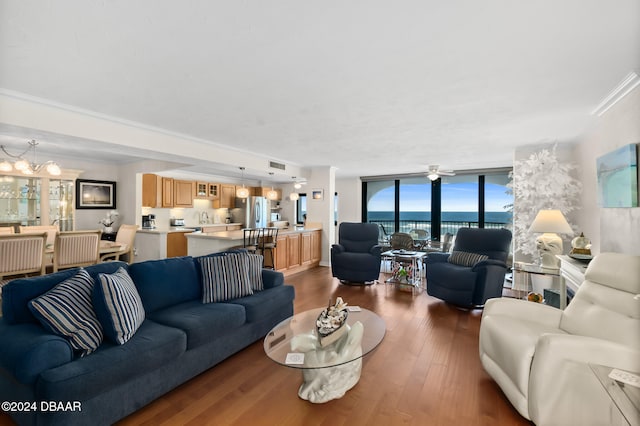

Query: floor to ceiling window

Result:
[362,169,512,240]
[399,177,431,234]
[363,180,395,237]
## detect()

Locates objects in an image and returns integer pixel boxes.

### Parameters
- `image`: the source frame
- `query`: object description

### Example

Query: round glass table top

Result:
[264,307,386,369]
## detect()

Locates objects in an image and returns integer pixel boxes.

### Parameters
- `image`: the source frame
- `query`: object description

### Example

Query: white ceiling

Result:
[1,0,639,180]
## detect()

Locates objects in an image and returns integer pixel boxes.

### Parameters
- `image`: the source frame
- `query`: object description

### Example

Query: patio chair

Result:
[53,230,102,272]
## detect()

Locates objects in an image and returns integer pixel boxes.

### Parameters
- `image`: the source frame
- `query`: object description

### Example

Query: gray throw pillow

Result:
[448,250,489,267]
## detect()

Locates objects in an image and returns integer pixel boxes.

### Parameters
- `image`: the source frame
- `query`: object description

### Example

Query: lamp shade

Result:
[289,192,299,201]
[529,209,573,234]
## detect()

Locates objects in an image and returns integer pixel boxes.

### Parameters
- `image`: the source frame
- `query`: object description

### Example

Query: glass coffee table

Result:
[264,307,385,403]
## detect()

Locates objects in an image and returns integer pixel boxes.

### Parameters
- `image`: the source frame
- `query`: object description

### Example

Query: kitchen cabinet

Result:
[161,177,174,208]
[274,234,288,271]
[167,231,190,257]
[142,174,163,208]
[144,174,195,208]
[217,184,236,209]
[173,180,194,208]
[195,182,208,198]
[287,233,301,269]
[311,230,321,262]
[195,182,219,200]
[301,232,312,265]
[272,229,322,275]
[208,183,219,200]
[201,224,242,233]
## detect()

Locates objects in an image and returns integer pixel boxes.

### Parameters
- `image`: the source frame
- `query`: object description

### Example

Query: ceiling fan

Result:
[425,165,456,181]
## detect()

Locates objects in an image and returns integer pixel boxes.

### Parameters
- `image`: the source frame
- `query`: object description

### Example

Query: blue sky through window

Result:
[368,182,511,212]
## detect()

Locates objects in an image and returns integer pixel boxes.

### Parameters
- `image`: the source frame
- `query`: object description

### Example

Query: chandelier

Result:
[0,140,61,176]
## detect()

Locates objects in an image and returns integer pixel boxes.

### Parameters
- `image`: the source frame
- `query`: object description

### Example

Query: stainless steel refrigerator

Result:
[234,196,268,228]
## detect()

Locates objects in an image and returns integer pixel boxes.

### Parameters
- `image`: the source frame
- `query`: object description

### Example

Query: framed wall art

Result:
[76,179,117,209]
[311,189,324,200]
[596,144,638,208]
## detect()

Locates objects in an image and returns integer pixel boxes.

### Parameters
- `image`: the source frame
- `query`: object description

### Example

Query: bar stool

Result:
[261,227,279,269]
[243,228,262,254]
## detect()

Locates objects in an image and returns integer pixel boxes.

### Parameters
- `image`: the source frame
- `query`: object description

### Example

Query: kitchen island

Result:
[186,227,322,275]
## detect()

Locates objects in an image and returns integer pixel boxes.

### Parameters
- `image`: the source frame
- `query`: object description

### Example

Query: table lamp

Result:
[529,209,573,269]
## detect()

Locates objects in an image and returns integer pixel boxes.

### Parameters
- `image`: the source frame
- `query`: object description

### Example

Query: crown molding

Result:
[591,71,640,117]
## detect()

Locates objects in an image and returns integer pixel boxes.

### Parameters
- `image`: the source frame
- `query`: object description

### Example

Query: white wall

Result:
[575,85,640,255]
[336,177,362,224]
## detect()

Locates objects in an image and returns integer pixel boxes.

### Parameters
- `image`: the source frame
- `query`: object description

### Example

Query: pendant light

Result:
[236,167,250,199]
[289,176,300,201]
[266,172,279,200]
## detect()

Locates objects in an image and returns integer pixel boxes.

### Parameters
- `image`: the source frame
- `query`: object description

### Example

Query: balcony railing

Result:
[370,219,509,240]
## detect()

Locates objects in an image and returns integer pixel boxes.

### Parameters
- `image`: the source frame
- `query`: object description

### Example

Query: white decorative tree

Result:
[508,144,582,260]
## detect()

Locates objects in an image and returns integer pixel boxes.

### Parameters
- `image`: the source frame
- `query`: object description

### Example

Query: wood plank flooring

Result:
[1,267,532,426]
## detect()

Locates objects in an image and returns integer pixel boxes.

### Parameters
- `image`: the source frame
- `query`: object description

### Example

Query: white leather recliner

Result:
[479,252,640,426]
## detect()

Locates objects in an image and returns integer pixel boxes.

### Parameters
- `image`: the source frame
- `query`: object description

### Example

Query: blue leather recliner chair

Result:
[426,227,512,307]
[331,222,382,284]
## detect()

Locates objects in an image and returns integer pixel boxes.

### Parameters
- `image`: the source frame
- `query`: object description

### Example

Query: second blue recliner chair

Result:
[331,222,382,285]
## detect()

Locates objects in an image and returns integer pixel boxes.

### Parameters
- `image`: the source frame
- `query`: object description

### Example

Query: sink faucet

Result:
[200,211,209,224]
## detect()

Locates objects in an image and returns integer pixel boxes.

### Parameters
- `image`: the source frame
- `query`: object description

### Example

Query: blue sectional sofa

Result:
[0,254,295,426]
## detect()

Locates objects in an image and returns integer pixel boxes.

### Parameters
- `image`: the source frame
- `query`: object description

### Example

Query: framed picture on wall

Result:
[596,144,638,207]
[76,179,117,209]
[311,189,324,200]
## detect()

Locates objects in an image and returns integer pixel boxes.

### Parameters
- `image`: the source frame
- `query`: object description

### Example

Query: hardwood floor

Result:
[1,267,532,426]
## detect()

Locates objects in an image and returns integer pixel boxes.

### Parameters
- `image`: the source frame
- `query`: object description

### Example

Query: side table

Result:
[590,364,640,425]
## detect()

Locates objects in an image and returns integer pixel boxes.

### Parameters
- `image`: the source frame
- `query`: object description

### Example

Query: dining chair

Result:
[0,233,47,282]
[261,227,279,269]
[242,228,262,254]
[100,224,137,263]
[53,230,102,272]
[19,225,59,248]
[0,226,15,235]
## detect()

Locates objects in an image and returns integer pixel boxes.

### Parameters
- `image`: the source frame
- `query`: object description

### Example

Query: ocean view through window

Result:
[363,170,512,240]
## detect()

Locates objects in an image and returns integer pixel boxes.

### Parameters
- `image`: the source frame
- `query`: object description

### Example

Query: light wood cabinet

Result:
[142,174,162,208]
[173,180,194,208]
[272,230,322,275]
[167,232,189,257]
[274,234,289,271]
[287,233,301,268]
[195,182,208,198]
[161,177,174,208]
[208,183,219,200]
[311,230,321,262]
[301,232,312,265]
[217,184,236,209]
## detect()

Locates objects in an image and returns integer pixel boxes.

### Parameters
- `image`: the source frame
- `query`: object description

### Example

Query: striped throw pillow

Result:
[199,253,253,303]
[29,269,103,357]
[448,251,489,267]
[94,267,146,344]
[247,254,264,291]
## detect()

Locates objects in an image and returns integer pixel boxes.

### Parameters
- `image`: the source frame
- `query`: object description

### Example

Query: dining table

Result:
[44,240,124,265]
